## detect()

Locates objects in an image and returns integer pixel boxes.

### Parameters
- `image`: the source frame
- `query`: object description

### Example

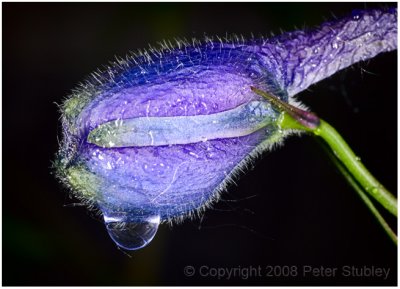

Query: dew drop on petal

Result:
[103,210,160,250]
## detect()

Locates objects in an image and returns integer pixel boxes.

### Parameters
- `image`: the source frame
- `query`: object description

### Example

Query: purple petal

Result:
[260,8,397,96]
[56,8,397,224]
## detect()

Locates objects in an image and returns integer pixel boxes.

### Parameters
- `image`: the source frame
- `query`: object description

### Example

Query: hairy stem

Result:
[312,119,397,216]
[320,139,397,244]
[251,87,397,217]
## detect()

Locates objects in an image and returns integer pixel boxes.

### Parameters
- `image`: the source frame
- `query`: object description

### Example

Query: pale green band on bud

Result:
[87,101,277,148]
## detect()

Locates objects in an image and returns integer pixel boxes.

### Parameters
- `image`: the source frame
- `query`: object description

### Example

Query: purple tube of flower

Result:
[55,8,397,250]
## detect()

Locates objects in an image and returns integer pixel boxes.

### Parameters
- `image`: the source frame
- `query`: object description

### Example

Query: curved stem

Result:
[320,140,397,244]
[313,120,397,217]
[251,86,397,217]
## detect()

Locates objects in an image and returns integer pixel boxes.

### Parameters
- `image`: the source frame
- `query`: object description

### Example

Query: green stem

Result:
[320,140,397,244]
[250,87,397,217]
[313,119,397,217]
[280,112,397,217]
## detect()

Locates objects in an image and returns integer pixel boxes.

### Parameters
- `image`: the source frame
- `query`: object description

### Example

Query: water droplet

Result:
[106,161,112,170]
[355,156,361,161]
[189,151,199,158]
[371,187,379,195]
[352,10,361,20]
[104,211,160,250]
[205,152,215,159]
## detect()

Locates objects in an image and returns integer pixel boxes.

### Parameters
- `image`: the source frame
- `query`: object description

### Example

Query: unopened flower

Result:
[55,8,397,250]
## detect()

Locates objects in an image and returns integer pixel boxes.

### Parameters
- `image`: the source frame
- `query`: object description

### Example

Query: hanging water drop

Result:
[103,210,160,250]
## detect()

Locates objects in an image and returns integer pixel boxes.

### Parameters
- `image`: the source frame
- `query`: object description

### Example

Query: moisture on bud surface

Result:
[55,8,397,250]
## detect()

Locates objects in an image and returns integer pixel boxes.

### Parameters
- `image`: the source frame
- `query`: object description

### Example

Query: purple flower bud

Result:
[55,8,397,250]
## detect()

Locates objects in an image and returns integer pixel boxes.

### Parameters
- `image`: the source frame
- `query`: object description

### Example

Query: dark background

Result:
[3,2,397,286]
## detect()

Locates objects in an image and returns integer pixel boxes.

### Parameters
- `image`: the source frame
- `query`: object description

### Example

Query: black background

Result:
[3,2,397,286]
